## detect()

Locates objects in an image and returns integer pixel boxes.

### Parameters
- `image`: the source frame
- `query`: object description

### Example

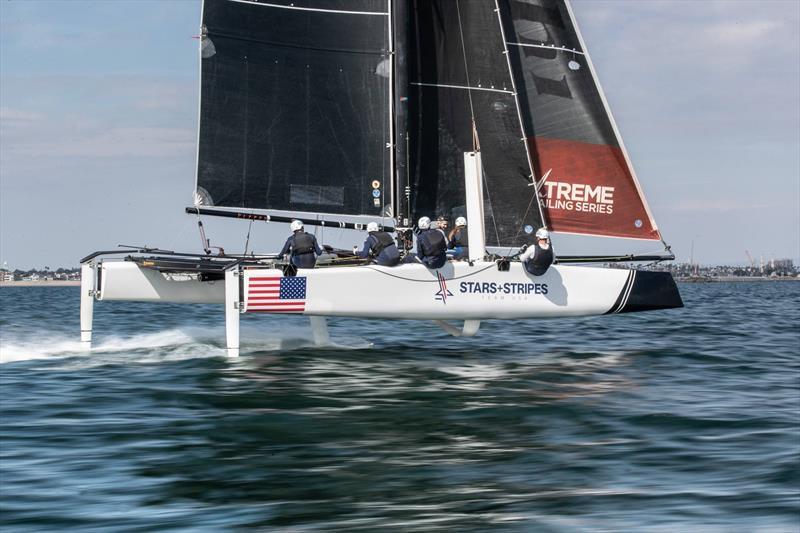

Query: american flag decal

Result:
[247,276,306,313]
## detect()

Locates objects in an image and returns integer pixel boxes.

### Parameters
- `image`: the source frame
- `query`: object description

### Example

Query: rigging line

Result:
[454,0,476,126]
[166,216,195,253]
[243,219,254,255]
[512,188,540,241]
[227,0,388,16]
[481,160,502,246]
[364,263,496,282]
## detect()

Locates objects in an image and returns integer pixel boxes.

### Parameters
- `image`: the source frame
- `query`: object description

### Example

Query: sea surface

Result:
[1,282,798,532]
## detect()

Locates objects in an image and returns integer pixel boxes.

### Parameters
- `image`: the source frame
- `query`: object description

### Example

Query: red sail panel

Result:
[530,136,660,240]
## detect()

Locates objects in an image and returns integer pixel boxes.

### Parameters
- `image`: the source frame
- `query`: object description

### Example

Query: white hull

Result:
[81,258,681,356]
[94,260,678,319]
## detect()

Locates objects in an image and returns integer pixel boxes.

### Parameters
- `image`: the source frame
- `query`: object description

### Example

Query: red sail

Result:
[531,136,660,240]
[499,0,661,241]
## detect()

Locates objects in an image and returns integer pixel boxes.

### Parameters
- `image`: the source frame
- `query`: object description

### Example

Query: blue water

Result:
[1,283,798,531]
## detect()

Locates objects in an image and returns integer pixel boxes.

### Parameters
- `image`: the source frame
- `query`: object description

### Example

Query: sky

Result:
[1,0,798,269]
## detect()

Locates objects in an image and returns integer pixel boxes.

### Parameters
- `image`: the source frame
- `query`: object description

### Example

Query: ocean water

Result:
[0,282,798,532]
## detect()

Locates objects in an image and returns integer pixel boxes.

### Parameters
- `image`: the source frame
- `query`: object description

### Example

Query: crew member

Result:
[279,220,323,269]
[448,216,469,260]
[520,228,554,276]
[435,215,449,238]
[416,216,447,269]
[355,222,400,266]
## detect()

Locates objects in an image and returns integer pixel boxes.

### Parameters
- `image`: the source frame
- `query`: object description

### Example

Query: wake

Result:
[0,325,372,364]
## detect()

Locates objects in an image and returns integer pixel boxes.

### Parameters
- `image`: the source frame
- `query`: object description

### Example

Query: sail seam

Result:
[409,82,513,95]
[227,0,389,16]
[506,42,586,56]
[206,29,385,55]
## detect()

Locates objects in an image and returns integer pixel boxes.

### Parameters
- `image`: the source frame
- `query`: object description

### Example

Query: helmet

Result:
[290,220,304,232]
[535,228,549,240]
[455,216,467,227]
[418,216,431,230]
[366,222,379,232]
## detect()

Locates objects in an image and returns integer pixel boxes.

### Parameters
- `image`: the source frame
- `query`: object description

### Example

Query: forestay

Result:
[196,0,391,219]
[498,0,661,240]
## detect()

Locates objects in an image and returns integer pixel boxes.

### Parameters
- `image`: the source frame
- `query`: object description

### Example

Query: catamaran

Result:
[80,0,683,356]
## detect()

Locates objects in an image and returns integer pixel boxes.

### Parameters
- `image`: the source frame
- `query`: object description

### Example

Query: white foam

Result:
[0,325,372,364]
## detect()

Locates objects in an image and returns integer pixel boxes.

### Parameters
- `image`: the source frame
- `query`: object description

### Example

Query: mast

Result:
[392,0,409,226]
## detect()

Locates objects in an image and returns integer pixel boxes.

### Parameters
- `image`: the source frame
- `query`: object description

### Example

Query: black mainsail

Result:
[196,0,392,219]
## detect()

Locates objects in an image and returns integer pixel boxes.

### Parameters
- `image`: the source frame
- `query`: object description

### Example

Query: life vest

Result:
[419,228,446,256]
[369,231,395,257]
[453,227,468,247]
[525,243,554,276]
[291,232,316,255]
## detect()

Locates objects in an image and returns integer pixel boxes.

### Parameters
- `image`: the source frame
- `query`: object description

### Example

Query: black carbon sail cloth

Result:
[407,0,543,248]
[196,0,391,217]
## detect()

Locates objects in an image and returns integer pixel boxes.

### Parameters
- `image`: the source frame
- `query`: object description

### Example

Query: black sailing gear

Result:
[357,231,401,266]
[521,242,554,276]
[279,231,323,269]
[417,228,447,269]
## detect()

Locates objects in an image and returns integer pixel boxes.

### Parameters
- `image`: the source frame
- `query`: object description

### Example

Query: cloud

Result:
[4,125,194,158]
[665,199,769,212]
[703,20,781,45]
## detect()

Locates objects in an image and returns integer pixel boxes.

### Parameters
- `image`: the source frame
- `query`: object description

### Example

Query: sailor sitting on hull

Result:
[280,220,323,269]
[416,216,448,269]
[448,216,469,260]
[355,222,400,266]
[520,228,554,276]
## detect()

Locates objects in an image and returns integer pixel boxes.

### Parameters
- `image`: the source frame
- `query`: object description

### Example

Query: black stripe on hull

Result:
[605,271,683,314]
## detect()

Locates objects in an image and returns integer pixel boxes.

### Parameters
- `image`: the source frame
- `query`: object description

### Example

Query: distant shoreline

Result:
[1,280,81,287]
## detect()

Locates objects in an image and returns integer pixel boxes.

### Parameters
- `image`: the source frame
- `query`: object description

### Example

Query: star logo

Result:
[434,271,453,304]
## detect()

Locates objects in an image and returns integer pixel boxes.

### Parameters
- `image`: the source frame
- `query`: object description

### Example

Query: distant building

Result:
[1,270,13,282]
[774,259,794,270]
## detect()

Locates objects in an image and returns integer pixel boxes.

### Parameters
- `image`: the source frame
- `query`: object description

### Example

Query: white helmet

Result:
[367,222,379,232]
[418,216,431,230]
[455,216,467,227]
[290,220,304,232]
[535,228,549,240]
